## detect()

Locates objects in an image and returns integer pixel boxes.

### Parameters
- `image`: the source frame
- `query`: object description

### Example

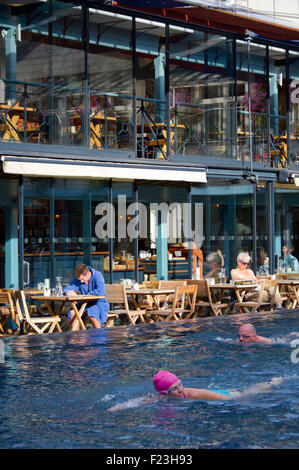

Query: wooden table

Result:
[126,288,175,312]
[0,103,39,143]
[72,112,117,149]
[137,122,185,158]
[209,283,259,305]
[277,279,299,308]
[31,295,104,330]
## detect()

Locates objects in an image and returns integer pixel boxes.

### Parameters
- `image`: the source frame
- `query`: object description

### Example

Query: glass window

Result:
[192,179,254,277]
[236,40,269,164]
[138,183,188,280]
[256,183,269,274]
[169,29,235,159]
[275,182,299,272]
[88,9,133,152]
[13,5,85,146]
[24,178,52,287]
[135,18,166,159]
[289,50,299,165]
[269,46,287,167]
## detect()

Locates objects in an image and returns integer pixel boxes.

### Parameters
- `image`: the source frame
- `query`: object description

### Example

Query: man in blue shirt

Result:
[63,264,109,330]
[278,245,299,273]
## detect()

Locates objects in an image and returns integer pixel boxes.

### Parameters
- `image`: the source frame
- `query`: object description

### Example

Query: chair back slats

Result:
[105,284,126,304]
[186,279,209,300]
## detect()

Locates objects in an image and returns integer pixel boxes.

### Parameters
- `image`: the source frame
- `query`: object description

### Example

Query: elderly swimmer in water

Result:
[108,371,283,411]
[238,323,274,344]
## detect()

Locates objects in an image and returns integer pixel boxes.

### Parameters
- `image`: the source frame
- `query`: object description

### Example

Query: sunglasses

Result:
[239,260,249,265]
[238,334,252,339]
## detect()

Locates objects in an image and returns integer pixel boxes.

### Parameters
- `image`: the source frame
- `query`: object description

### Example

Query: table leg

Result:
[70,301,87,330]
[44,300,62,332]
[3,115,20,142]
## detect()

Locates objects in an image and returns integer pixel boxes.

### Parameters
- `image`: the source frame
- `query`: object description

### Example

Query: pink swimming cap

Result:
[153,370,179,395]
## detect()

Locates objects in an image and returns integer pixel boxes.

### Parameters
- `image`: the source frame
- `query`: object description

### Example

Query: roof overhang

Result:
[118,3,299,41]
[1,156,207,183]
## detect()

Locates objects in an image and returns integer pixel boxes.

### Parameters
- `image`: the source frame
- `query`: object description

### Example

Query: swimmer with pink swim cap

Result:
[153,370,232,400]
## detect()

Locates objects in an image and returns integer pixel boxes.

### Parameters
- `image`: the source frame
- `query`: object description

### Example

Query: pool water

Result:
[0,311,299,449]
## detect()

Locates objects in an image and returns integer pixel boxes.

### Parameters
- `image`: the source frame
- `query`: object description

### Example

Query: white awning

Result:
[1,156,207,183]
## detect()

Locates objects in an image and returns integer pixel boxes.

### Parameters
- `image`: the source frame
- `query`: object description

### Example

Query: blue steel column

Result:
[156,209,168,281]
[252,183,257,273]
[5,28,17,101]
[83,195,92,267]
[134,181,139,282]
[187,183,193,279]
[18,176,24,289]
[270,75,279,137]
[50,180,55,287]
[154,54,165,124]
[267,181,275,274]
[4,206,18,288]
[109,180,113,284]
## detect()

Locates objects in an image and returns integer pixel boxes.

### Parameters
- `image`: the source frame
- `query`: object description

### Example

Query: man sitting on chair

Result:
[231,252,282,309]
[63,264,109,330]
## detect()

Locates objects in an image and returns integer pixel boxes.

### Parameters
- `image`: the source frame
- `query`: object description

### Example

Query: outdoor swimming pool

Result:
[0,311,298,449]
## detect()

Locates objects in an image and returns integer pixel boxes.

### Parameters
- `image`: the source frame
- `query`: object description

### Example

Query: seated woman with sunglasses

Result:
[230,252,282,309]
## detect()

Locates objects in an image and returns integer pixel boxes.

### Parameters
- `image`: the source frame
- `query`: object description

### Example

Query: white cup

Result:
[133,283,139,290]
[209,278,215,285]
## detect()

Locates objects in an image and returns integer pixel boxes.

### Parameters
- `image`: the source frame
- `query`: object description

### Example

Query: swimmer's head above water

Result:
[153,370,185,397]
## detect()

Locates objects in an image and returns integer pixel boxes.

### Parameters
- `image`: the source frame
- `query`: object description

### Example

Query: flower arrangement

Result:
[242,82,267,130]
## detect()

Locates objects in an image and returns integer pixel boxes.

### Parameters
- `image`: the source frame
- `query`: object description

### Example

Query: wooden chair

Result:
[186,280,228,317]
[105,284,149,325]
[235,279,277,314]
[151,280,186,307]
[136,281,160,310]
[0,291,19,334]
[14,290,61,334]
[150,284,197,322]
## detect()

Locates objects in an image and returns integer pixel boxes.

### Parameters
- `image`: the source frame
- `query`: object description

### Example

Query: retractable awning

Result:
[1,156,207,183]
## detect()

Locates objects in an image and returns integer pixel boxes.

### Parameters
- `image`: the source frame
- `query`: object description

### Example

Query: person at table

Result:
[278,245,299,273]
[256,246,269,275]
[204,250,224,279]
[63,264,109,330]
[238,323,274,344]
[181,241,203,277]
[231,252,282,309]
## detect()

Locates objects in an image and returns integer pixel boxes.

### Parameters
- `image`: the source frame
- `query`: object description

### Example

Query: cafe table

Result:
[209,282,259,305]
[30,294,104,330]
[277,279,299,308]
[126,288,175,312]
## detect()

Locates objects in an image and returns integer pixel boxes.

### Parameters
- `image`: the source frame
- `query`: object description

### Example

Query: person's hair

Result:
[257,246,267,264]
[237,252,251,263]
[206,252,222,266]
[239,323,256,335]
[75,264,89,278]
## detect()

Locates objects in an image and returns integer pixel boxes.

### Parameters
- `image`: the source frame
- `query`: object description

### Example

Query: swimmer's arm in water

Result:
[108,394,157,411]
[229,377,283,399]
[184,388,231,401]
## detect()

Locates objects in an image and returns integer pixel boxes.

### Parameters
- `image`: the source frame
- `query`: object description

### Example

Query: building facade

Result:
[0,0,299,289]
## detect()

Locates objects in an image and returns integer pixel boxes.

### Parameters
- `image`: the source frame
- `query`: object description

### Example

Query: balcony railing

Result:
[0,78,297,169]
